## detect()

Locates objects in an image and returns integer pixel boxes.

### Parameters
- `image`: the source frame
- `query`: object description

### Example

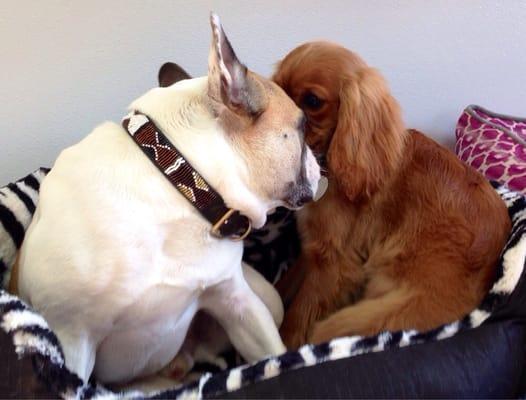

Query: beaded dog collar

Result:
[122,111,251,240]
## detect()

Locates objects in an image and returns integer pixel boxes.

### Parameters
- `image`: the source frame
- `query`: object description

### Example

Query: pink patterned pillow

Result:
[455,105,526,193]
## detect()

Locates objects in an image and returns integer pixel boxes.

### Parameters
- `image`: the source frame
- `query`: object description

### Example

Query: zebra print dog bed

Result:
[1,168,525,398]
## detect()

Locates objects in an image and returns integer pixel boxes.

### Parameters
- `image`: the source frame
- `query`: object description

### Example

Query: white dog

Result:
[17,14,320,384]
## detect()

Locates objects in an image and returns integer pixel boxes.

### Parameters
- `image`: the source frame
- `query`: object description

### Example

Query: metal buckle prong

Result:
[211,209,252,241]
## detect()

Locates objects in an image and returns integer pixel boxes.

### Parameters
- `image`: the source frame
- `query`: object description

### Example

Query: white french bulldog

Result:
[17,14,320,384]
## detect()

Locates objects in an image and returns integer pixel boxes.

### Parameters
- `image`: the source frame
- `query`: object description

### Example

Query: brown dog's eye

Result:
[302,92,323,110]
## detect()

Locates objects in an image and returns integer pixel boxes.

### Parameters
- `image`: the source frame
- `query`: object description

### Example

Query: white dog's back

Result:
[19,97,240,382]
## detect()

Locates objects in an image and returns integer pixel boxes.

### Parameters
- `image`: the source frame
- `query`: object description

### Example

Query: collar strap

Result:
[122,111,251,241]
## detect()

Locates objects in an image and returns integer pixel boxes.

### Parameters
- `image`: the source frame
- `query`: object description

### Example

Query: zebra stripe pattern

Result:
[0,168,48,288]
[0,170,524,399]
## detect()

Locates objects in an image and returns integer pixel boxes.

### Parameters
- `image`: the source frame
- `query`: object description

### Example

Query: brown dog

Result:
[273,42,511,348]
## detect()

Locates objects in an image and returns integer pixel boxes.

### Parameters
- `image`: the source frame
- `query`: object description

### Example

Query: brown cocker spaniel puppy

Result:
[273,42,511,349]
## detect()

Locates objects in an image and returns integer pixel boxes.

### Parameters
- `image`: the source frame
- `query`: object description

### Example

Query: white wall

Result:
[1,0,525,185]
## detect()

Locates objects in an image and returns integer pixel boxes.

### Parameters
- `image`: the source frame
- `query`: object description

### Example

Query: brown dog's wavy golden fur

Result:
[273,42,511,348]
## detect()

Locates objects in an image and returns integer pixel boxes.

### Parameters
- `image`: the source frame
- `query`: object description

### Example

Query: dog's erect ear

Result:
[208,13,267,116]
[158,62,192,87]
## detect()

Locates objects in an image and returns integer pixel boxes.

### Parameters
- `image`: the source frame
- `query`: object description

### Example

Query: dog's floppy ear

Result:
[158,62,192,87]
[208,13,267,116]
[327,67,406,202]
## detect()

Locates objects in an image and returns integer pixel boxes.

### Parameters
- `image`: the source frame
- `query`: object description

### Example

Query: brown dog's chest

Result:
[299,191,393,255]
[297,190,407,310]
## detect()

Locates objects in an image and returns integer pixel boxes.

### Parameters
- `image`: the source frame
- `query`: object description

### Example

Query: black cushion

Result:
[218,320,525,399]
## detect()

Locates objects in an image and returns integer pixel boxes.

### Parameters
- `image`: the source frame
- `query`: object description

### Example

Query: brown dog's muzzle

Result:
[316,154,329,177]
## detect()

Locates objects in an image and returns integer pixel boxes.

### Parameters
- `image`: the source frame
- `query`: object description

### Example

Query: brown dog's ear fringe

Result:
[327,67,406,202]
[158,62,192,87]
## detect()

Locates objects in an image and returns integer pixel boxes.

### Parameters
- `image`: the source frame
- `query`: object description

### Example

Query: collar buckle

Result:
[211,209,252,241]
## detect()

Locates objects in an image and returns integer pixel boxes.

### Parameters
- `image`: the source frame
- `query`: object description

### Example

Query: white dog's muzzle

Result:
[284,145,323,208]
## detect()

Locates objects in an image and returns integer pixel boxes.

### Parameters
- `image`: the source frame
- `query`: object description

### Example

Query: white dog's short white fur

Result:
[17,14,320,384]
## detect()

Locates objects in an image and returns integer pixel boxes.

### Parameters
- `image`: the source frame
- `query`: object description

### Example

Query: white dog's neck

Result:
[130,77,268,228]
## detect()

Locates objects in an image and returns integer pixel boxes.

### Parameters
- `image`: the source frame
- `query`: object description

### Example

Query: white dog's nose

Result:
[296,190,314,207]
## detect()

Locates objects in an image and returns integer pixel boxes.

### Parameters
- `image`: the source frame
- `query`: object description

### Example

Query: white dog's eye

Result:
[283,133,289,139]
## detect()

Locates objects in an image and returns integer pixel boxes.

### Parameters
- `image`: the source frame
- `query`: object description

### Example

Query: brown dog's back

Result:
[307,130,510,342]
[380,130,508,319]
